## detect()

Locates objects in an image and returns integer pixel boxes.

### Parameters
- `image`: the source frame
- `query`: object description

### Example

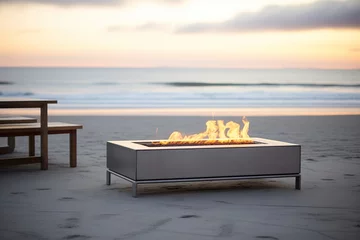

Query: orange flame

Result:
[153,116,254,146]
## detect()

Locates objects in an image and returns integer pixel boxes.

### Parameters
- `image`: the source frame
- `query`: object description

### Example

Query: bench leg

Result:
[40,104,48,170]
[0,137,16,154]
[70,130,77,168]
[8,137,15,152]
[29,135,35,156]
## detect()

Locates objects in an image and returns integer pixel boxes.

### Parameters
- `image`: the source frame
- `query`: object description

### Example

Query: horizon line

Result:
[0,66,359,71]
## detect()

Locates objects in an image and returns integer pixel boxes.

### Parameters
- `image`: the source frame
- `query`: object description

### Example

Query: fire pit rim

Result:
[108,137,299,150]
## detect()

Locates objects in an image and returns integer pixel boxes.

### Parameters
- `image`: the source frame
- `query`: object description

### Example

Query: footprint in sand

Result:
[10,191,26,195]
[62,234,91,240]
[321,178,334,181]
[256,236,279,240]
[58,197,76,201]
[179,215,200,219]
[35,188,51,191]
[306,158,318,162]
[58,217,79,229]
[215,200,233,204]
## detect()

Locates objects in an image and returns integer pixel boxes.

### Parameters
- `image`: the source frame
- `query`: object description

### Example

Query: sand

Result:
[0,115,360,240]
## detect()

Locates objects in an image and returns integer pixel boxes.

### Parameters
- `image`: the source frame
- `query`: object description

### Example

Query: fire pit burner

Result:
[106,138,301,197]
[136,141,261,147]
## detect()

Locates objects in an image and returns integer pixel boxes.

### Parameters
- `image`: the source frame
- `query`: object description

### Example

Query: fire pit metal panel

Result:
[136,146,300,180]
[107,143,136,180]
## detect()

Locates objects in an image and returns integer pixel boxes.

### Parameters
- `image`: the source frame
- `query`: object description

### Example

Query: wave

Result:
[0,91,34,96]
[0,81,13,85]
[93,82,119,85]
[161,82,360,88]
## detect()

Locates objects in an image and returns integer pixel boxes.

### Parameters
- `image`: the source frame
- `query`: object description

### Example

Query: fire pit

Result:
[106,117,301,197]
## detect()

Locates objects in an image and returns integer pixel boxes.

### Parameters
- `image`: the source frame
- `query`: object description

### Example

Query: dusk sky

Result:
[1,0,360,68]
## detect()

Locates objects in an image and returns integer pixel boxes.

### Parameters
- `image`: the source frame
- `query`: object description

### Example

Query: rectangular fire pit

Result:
[106,138,301,197]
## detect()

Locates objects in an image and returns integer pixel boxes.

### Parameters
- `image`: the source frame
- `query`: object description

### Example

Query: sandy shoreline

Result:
[1,115,360,239]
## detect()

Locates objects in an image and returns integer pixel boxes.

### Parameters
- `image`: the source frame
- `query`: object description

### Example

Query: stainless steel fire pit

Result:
[106,138,301,197]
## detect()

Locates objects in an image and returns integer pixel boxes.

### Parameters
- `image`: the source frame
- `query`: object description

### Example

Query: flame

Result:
[153,116,254,146]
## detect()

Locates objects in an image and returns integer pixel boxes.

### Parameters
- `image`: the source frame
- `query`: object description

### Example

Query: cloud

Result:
[0,0,121,6]
[107,25,127,32]
[17,28,42,34]
[177,0,360,33]
[158,0,184,3]
[135,22,169,31]
[349,48,360,52]
[0,0,184,7]
[107,22,169,32]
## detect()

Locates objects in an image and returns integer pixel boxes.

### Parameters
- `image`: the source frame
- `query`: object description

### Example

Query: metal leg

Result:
[295,175,301,190]
[132,183,137,198]
[106,170,111,185]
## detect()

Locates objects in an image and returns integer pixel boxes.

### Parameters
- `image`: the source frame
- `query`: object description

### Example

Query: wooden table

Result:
[0,98,57,170]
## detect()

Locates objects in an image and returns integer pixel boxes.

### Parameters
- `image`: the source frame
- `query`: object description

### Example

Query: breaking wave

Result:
[0,81,13,85]
[92,82,119,85]
[161,82,360,88]
[0,91,34,96]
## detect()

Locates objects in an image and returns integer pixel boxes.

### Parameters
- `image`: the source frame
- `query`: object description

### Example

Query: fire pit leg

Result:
[106,170,111,185]
[295,175,301,190]
[132,183,137,197]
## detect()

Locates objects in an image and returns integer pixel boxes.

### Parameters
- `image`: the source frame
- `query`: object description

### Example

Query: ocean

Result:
[1,67,360,109]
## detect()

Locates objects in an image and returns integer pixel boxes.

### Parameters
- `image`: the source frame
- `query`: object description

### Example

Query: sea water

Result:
[1,67,359,109]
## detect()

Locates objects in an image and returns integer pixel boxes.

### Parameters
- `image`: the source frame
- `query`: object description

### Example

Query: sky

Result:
[0,0,359,68]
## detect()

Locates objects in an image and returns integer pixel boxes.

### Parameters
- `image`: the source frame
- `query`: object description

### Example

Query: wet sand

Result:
[0,115,360,240]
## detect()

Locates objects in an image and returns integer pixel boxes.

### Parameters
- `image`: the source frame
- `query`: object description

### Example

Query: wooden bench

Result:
[0,122,83,168]
[0,117,38,154]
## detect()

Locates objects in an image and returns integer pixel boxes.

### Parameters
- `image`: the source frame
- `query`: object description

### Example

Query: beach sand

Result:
[0,115,360,240]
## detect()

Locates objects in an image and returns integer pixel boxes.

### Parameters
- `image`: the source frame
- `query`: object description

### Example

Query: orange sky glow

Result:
[0,0,359,69]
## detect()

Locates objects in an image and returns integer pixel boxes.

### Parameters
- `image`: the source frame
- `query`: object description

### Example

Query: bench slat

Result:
[0,117,37,124]
[0,122,83,137]
[0,122,83,130]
